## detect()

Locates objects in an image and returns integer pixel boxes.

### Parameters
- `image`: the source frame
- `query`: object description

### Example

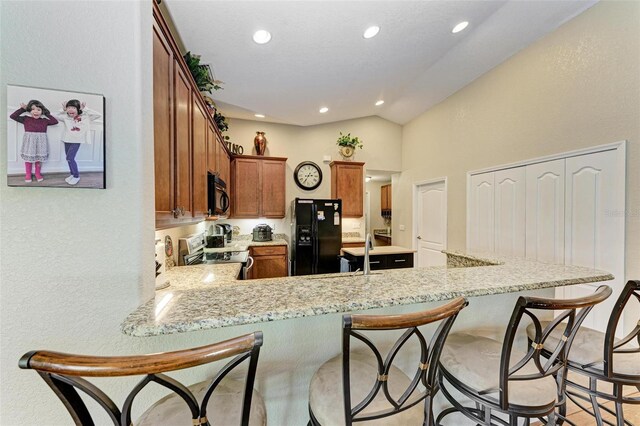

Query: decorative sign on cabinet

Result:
[330,161,365,218]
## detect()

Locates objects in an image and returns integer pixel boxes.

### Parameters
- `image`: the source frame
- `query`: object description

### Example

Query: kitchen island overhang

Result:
[121,251,613,337]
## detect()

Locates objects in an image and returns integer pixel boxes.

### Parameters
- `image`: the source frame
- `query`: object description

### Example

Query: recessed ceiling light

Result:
[452,21,469,34]
[254,113,265,118]
[253,30,272,44]
[363,26,380,39]
[319,107,329,113]
[375,100,385,106]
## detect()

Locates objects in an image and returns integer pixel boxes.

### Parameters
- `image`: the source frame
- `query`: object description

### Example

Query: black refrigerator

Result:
[291,198,342,275]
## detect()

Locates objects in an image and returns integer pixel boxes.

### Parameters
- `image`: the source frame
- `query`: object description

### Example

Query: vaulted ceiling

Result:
[164,0,597,126]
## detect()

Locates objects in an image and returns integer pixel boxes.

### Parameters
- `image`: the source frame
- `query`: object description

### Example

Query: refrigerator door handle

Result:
[312,204,318,274]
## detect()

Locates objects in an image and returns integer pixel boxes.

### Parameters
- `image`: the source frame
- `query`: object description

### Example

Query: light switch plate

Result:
[399,225,405,231]
[353,222,361,229]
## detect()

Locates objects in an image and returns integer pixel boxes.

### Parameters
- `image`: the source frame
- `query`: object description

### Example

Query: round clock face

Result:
[294,161,322,190]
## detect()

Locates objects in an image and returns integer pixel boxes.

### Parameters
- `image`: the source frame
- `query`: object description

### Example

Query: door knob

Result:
[417,236,422,240]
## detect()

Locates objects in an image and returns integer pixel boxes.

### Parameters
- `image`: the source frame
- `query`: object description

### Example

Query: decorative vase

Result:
[339,146,355,161]
[254,131,267,155]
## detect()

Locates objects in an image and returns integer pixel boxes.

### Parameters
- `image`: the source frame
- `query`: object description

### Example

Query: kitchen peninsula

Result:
[123,251,612,337]
[122,250,612,424]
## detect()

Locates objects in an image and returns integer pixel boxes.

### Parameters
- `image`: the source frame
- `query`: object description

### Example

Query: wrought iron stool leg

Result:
[615,401,624,426]
[546,411,556,426]
[589,377,605,425]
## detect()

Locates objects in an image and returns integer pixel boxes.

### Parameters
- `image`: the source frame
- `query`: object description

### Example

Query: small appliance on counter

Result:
[216,223,233,244]
[252,224,273,242]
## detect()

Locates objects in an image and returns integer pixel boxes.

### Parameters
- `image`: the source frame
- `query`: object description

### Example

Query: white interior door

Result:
[468,172,495,253]
[416,180,447,267]
[525,159,565,264]
[564,149,625,333]
[494,168,526,257]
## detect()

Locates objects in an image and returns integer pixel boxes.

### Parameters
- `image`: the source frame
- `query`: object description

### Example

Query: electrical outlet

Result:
[399,225,405,231]
[353,222,361,229]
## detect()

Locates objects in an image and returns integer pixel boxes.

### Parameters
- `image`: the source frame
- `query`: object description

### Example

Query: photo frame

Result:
[6,84,106,189]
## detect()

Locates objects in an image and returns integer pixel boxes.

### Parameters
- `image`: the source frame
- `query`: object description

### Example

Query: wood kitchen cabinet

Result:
[153,2,231,228]
[230,156,287,218]
[330,161,365,217]
[248,245,288,279]
[381,184,392,217]
[191,96,208,218]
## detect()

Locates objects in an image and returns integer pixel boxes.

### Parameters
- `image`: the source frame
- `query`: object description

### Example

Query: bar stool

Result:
[436,285,612,425]
[19,331,265,426]
[526,280,639,425]
[308,297,468,425]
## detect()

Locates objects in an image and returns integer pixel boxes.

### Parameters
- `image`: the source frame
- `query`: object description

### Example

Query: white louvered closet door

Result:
[494,168,526,257]
[525,159,565,265]
[564,149,625,333]
[468,173,495,253]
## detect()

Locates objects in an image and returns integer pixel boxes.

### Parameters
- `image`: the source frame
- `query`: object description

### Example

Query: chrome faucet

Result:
[364,233,373,275]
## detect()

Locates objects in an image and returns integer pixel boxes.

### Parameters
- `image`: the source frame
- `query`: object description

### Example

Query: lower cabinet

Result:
[248,245,288,279]
[342,252,414,271]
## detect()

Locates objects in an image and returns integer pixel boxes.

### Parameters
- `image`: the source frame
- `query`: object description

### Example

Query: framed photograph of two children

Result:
[6,84,105,189]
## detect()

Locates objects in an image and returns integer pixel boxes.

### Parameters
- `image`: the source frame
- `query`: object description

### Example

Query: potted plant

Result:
[336,132,363,160]
[183,51,231,142]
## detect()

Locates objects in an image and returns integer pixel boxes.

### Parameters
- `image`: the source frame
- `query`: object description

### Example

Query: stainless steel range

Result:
[178,233,253,278]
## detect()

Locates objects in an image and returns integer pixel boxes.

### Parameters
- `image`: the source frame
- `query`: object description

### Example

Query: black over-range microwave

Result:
[208,172,230,215]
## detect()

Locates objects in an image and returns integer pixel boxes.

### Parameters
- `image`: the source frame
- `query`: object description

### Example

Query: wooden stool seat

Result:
[138,377,266,425]
[440,333,558,408]
[309,351,425,425]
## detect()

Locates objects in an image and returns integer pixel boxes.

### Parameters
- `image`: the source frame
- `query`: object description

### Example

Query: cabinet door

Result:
[153,24,174,221]
[191,98,207,218]
[174,64,192,219]
[525,159,564,264]
[494,168,525,257]
[467,172,495,252]
[250,255,288,279]
[206,123,216,174]
[232,158,260,217]
[261,159,286,217]
[564,149,624,332]
[381,184,389,211]
[332,163,363,217]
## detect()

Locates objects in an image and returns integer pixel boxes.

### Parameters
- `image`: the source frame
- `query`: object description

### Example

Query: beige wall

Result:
[224,116,402,235]
[395,1,640,289]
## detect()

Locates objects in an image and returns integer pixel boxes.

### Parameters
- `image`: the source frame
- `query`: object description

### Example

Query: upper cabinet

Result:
[330,161,365,217]
[381,184,392,217]
[152,3,230,228]
[230,156,287,218]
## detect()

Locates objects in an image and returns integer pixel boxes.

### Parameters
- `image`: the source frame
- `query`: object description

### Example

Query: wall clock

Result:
[294,161,322,190]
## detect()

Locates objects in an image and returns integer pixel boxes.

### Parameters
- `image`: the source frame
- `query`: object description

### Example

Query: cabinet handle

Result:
[394,259,406,263]
[370,261,381,264]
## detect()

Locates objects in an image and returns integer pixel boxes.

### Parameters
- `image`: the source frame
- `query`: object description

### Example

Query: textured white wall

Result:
[0,1,155,423]
[394,0,639,332]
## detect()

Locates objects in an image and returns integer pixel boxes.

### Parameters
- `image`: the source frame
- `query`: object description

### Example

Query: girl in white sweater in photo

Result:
[57,99,101,185]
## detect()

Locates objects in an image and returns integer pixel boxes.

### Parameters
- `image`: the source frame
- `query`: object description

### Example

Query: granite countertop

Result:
[342,245,417,256]
[162,263,242,291]
[122,251,613,337]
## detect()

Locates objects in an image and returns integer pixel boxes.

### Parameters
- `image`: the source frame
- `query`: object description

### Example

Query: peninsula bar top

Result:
[121,250,613,337]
